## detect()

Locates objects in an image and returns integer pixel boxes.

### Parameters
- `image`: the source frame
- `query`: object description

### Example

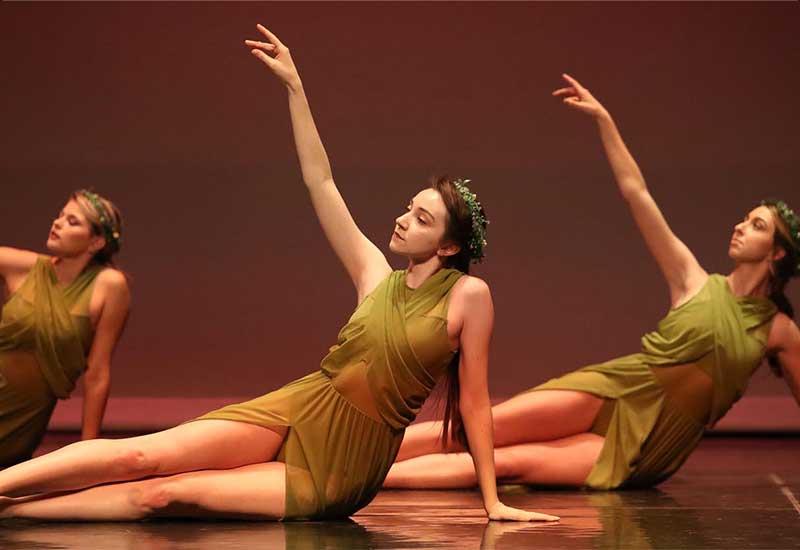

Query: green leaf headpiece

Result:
[452,178,488,263]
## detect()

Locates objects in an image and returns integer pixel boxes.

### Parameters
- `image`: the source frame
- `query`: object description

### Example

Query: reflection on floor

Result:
[2,436,798,549]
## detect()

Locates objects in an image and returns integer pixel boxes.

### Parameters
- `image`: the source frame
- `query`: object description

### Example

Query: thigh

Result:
[128,420,287,475]
[497,433,605,487]
[153,462,286,520]
[492,390,605,446]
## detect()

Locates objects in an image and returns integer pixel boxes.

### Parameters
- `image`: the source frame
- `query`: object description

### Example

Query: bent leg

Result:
[385,432,604,489]
[396,390,605,461]
[0,419,286,498]
[1,462,286,521]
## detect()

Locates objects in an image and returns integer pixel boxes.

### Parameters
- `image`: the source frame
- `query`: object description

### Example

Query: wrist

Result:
[595,108,613,124]
[286,77,304,94]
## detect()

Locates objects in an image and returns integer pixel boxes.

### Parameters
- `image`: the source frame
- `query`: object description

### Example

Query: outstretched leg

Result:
[0,420,286,498]
[385,432,604,489]
[396,390,604,461]
[1,461,286,521]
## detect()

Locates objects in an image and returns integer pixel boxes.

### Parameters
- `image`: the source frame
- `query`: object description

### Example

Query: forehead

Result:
[62,198,89,220]
[746,205,775,225]
[411,188,447,217]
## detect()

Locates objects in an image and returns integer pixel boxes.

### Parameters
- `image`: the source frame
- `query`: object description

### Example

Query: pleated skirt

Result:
[193,370,403,520]
[0,350,57,468]
[523,353,705,489]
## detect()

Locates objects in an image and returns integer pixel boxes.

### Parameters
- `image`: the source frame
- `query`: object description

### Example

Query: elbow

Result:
[620,183,648,203]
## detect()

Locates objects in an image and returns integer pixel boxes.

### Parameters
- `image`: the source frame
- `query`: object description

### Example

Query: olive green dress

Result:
[0,256,101,467]
[195,268,463,520]
[524,274,776,489]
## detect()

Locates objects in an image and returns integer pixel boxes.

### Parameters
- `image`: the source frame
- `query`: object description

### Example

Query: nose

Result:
[395,213,409,230]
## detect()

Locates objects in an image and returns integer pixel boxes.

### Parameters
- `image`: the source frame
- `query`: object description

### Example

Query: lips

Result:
[393,230,405,241]
[49,230,60,240]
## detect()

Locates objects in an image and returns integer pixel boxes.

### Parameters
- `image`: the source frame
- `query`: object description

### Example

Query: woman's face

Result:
[389,188,457,262]
[46,199,104,258]
[729,205,786,265]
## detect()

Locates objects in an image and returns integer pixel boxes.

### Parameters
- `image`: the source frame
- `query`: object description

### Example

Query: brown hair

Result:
[429,175,488,451]
[71,189,124,267]
[761,200,798,375]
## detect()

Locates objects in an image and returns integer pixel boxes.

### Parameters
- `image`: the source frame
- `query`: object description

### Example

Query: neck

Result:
[50,254,94,286]
[405,256,446,289]
[726,262,772,298]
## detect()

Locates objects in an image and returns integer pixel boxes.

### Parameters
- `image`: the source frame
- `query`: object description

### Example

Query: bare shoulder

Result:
[767,312,800,352]
[0,247,39,277]
[95,268,131,299]
[451,274,492,304]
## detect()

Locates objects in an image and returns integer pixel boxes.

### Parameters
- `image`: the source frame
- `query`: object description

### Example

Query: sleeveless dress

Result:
[194,268,463,520]
[0,256,102,467]
[523,274,776,489]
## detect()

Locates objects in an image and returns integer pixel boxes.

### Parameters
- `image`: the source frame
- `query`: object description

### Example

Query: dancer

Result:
[0,25,558,523]
[0,190,129,467]
[385,74,800,491]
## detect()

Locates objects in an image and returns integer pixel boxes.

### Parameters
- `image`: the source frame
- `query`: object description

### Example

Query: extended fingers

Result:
[250,48,276,67]
[552,86,577,97]
[256,23,286,49]
[244,39,276,53]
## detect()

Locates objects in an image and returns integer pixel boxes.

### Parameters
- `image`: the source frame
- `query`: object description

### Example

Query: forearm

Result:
[461,397,499,512]
[81,373,110,440]
[595,113,647,199]
[286,83,334,190]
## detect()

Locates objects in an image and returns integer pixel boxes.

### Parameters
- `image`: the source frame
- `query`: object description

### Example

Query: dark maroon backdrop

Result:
[2,3,798,404]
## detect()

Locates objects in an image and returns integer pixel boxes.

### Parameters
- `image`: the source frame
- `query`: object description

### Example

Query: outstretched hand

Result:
[245,24,301,89]
[486,501,560,522]
[552,73,608,119]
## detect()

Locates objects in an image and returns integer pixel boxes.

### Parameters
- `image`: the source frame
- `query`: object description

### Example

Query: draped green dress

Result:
[524,274,777,489]
[195,268,463,520]
[0,256,102,467]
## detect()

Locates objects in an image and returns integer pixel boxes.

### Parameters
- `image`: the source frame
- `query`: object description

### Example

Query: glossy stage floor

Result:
[2,435,798,549]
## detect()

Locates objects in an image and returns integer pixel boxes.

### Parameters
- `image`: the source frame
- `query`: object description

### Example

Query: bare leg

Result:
[396,390,604,461]
[0,420,286,497]
[385,433,604,489]
[1,462,286,521]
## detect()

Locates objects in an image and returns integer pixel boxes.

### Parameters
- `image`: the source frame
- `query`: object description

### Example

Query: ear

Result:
[89,235,107,255]
[771,245,787,262]
[437,242,461,259]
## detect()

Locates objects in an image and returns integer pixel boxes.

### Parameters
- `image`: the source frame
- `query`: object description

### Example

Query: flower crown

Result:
[762,199,799,270]
[452,178,488,263]
[81,190,121,249]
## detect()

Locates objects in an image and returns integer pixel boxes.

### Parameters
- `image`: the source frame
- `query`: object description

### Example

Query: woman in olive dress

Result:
[385,74,800,491]
[0,25,557,523]
[0,190,130,467]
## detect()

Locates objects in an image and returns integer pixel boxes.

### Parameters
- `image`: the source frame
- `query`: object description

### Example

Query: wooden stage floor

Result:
[1,435,798,549]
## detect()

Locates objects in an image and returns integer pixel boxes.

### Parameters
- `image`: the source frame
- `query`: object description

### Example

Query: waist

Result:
[648,360,713,426]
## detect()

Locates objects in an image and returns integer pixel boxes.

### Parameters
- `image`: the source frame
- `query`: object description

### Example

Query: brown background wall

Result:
[2,3,798,411]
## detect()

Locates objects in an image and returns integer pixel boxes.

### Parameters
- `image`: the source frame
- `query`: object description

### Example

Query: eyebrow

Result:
[409,200,436,223]
[745,214,768,225]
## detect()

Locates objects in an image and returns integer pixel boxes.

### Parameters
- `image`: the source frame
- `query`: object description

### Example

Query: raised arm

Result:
[554,74,706,305]
[768,313,800,406]
[245,25,391,301]
[454,277,559,522]
[81,269,131,440]
[0,247,38,294]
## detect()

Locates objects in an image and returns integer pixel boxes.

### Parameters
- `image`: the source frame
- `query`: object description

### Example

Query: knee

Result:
[109,445,159,478]
[130,479,176,517]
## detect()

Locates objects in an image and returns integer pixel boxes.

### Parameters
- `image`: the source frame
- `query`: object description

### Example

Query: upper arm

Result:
[85,269,131,378]
[0,247,38,284]
[453,278,494,403]
[624,188,707,304]
[768,315,800,404]
[306,179,391,298]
